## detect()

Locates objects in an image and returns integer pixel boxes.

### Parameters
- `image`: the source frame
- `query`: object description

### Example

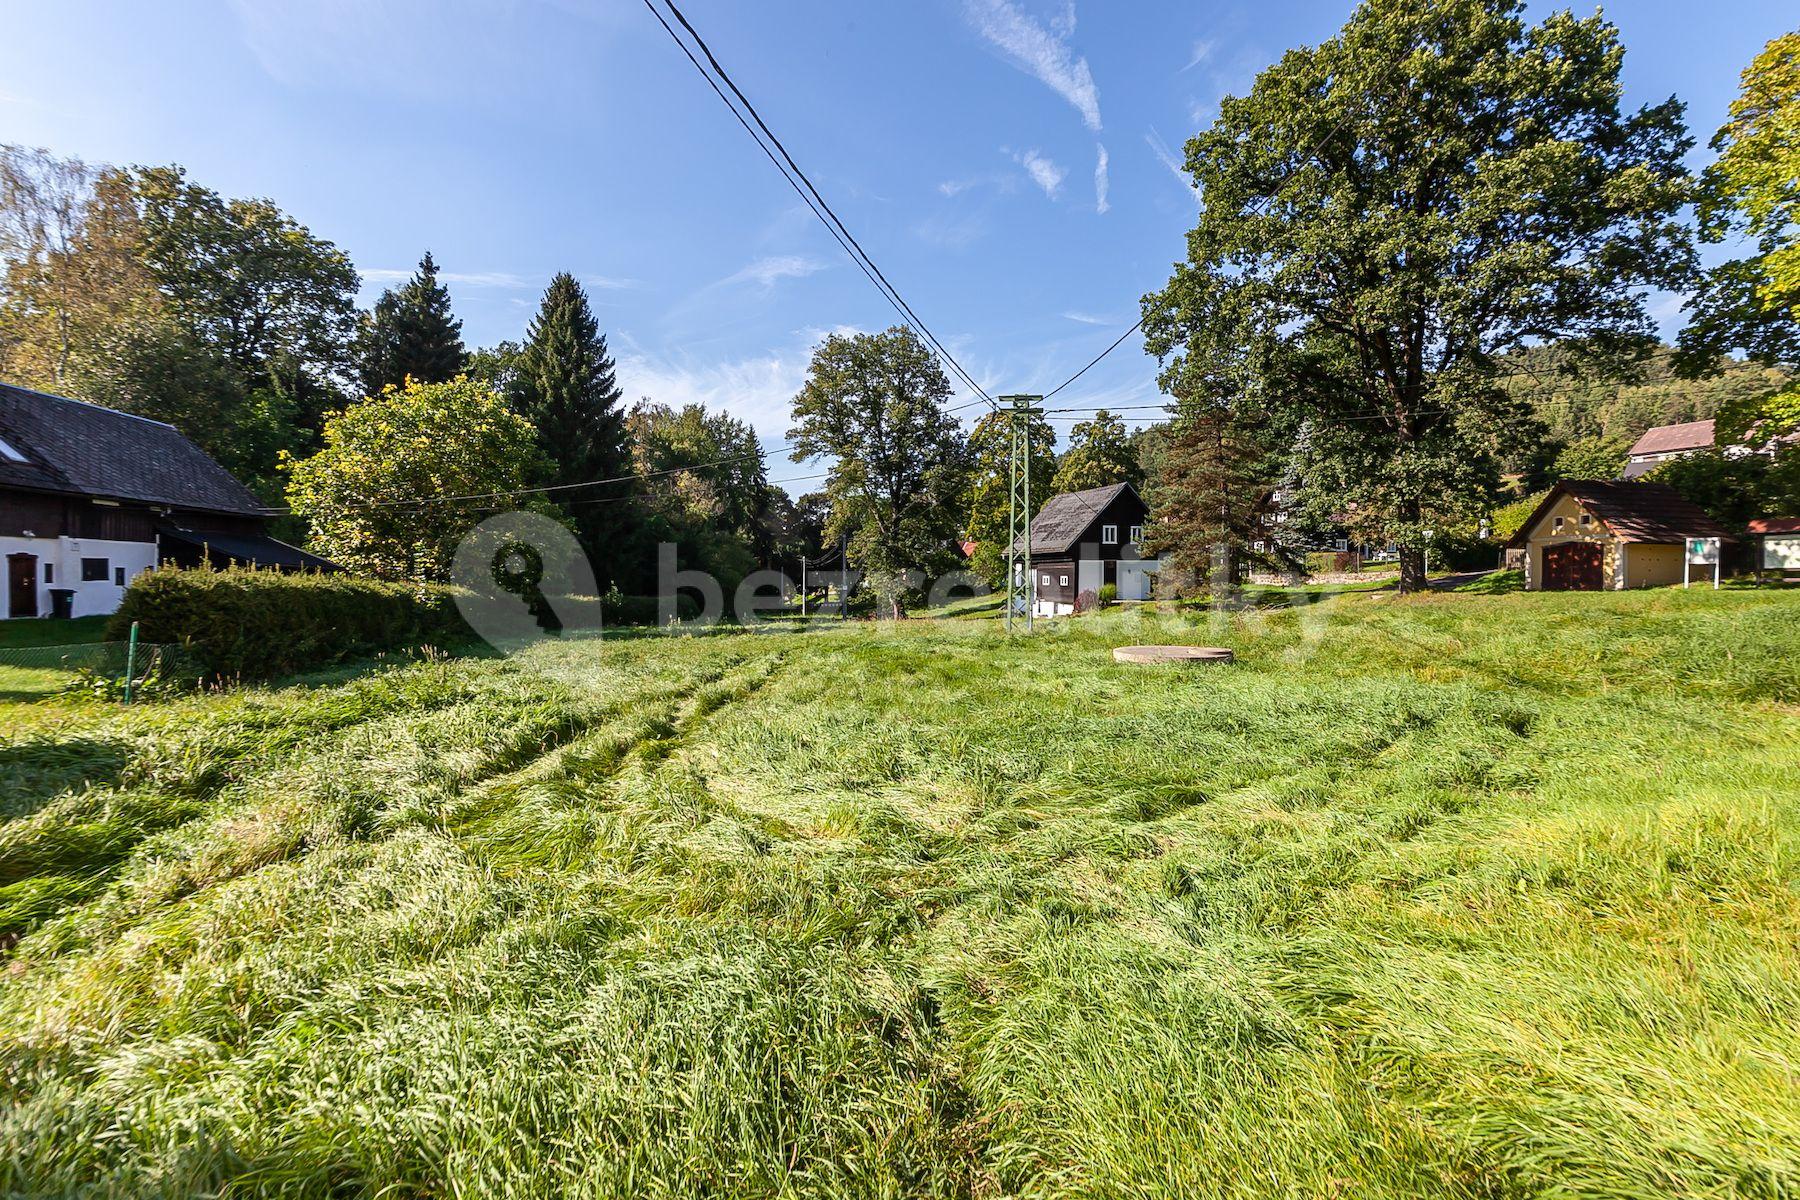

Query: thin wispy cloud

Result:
[1063,311,1113,325]
[1145,128,1201,205]
[361,268,535,289]
[719,255,828,289]
[964,0,1101,132]
[1181,39,1214,72]
[1093,143,1110,214]
[1009,148,1067,199]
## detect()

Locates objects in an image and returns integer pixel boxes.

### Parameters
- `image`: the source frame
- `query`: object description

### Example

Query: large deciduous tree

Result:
[0,150,359,496]
[1050,409,1139,494]
[1144,0,1695,591]
[510,273,632,585]
[626,399,769,594]
[284,377,543,582]
[788,327,971,615]
[357,251,466,395]
[962,407,1055,589]
[1677,31,1800,443]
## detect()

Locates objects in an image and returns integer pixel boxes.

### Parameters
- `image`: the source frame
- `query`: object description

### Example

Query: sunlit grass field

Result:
[1,587,1797,1197]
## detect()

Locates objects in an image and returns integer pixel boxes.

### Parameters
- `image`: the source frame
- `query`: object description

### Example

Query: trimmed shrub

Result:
[1097,583,1118,605]
[554,593,700,628]
[107,568,471,680]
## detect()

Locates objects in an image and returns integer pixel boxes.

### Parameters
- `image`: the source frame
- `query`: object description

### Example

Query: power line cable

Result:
[644,0,995,410]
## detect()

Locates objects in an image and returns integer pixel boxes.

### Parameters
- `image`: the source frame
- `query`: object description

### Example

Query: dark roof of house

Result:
[1748,517,1800,535]
[0,382,267,516]
[1628,419,1714,458]
[1016,482,1142,556]
[157,524,339,571]
[1505,480,1735,548]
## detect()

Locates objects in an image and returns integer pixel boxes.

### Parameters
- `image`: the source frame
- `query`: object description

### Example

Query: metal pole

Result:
[1002,394,1043,632]
[123,619,139,705]
[840,536,848,622]
[801,556,808,618]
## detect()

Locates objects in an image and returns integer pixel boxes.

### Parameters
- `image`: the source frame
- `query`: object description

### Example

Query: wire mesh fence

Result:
[0,641,189,691]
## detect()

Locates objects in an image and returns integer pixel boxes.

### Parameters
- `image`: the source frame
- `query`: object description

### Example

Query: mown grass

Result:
[0,587,1797,1197]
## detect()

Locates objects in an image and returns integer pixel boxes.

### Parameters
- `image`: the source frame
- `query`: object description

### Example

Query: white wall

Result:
[1117,557,1161,601]
[0,535,158,619]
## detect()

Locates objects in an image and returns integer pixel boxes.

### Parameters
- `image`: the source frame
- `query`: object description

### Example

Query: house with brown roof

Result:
[2,382,335,620]
[1505,480,1733,590]
[1017,482,1159,615]
[1622,419,1716,478]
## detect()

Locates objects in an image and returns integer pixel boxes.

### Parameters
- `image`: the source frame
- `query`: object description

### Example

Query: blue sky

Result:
[3,0,1794,469]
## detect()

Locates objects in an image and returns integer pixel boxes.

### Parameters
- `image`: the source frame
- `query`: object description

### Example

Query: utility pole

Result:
[1002,394,1043,633]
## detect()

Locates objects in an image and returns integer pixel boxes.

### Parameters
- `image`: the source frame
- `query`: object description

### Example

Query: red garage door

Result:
[1543,542,1604,590]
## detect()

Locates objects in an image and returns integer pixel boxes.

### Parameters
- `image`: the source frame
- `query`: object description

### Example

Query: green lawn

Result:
[0,614,110,648]
[1,588,1797,1197]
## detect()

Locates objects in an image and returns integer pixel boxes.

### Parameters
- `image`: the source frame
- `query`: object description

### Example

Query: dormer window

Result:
[0,436,25,463]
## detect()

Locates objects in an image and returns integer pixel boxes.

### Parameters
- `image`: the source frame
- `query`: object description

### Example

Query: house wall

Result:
[1524,494,1617,590]
[0,534,158,619]
[1622,543,1684,588]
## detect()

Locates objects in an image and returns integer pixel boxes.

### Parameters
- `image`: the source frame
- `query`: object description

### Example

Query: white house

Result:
[2,382,334,620]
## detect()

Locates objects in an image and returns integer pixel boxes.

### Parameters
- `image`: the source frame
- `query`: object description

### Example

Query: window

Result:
[1129,525,1144,544]
[1579,514,1593,527]
[1553,516,1565,531]
[43,563,53,584]
[80,557,108,582]
[1101,524,1118,544]
[0,436,25,463]
[114,566,126,586]
[1059,574,1069,586]
[1041,573,1052,586]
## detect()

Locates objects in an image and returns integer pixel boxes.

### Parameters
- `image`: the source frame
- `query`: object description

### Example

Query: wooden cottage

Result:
[1018,482,1160,615]
[1505,480,1733,591]
[2,382,335,620]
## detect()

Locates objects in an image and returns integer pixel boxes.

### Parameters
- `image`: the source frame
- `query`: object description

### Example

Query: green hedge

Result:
[107,570,697,681]
[107,568,471,680]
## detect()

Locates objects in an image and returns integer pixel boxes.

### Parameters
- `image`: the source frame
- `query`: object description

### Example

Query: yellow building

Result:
[1505,481,1734,591]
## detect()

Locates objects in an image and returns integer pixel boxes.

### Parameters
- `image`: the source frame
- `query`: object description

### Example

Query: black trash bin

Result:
[48,588,75,619]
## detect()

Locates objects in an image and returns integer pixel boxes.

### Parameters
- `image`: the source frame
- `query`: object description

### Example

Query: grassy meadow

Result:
[1,586,1797,1197]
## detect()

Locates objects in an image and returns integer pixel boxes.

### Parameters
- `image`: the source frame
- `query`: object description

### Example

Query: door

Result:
[7,553,38,618]
[1542,542,1603,591]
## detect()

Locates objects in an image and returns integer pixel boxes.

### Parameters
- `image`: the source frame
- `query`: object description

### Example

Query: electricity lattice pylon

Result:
[1002,394,1043,633]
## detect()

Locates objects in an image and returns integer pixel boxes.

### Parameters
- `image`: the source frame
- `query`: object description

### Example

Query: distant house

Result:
[1,382,335,620]
[1622,420,1716,478]
[1018,482,1160,615]
[1505,480,1733,590]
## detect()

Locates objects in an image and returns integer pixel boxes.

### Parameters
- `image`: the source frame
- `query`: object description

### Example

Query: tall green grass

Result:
[0,587,1796,1197]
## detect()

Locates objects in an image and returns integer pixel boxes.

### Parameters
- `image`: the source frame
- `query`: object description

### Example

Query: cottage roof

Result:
[0,382,267,516]
[1016,482,1141,556]
[1505,480,1734,548]
[1627,419,1714,458]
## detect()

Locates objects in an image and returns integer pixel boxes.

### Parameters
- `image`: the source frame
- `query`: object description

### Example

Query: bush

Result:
[1427,528,1502,572]
[1097,583,1118,605]
[108,568,472,680]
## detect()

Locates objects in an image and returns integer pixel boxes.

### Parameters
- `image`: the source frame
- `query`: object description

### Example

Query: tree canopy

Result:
[789,327,971,613]
[1143,0,1695,589]
[1677,31,1800,443]
[509,273,633,585]
[284,377,544,582]
[357,251,466,396]
[1050,409,1139,494]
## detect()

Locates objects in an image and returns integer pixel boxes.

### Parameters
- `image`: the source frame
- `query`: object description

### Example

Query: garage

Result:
[1542,542,1604,590]
[1507,480,1734,591]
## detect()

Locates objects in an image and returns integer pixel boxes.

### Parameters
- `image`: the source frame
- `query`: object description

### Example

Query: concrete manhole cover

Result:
[1112,645,1235,664]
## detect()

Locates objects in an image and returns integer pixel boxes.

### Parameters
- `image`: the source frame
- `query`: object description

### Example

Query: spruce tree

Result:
[511,272,633,584]
[357,251,466,395]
